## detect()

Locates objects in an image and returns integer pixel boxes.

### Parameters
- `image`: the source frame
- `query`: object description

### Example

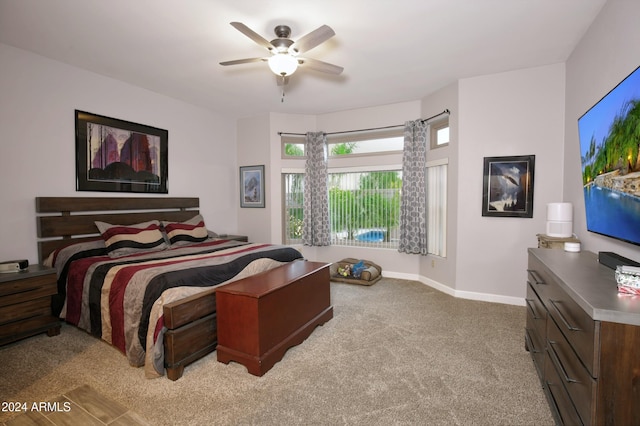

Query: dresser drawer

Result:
[544,347,584,426]
[525,326,545,380]
[547,316,596,425]
[527,265,549,303]
[525,283,547,379]
[545,282,599,378]
[526,282,547,340]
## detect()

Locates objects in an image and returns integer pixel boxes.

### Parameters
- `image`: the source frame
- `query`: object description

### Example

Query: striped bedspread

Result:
[49,238,303,377]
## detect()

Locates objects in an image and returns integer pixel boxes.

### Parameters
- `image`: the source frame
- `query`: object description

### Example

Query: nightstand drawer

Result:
[0,273,57,299]
[0,278,56,307]
[0,297,50,324]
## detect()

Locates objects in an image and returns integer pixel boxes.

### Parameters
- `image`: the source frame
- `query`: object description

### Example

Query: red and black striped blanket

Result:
[48,238,303,377]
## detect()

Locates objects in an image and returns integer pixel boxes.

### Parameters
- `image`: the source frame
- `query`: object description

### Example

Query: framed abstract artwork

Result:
[482,155,535,218]
[75,110,168,193]
[240,165,265,208]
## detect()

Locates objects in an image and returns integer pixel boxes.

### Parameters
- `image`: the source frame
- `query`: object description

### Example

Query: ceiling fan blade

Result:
[219,57,266,66]
[289,25,335,54]
[230,22,274,51]
[298,57,343,75]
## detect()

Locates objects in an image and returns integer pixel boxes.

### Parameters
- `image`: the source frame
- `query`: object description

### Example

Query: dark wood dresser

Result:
[525,248,640,425]
[0,265,60,345]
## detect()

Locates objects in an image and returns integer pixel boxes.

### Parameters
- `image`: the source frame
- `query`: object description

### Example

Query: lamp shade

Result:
[268,53,298,76]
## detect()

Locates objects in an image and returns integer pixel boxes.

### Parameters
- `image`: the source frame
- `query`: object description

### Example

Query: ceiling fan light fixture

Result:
[268,53,298,76]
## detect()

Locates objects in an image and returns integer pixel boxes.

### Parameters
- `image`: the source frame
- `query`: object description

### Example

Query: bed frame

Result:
[35,197,236,380]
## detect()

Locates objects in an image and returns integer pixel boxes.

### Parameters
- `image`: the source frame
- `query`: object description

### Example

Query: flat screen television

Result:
[578,65,640,246]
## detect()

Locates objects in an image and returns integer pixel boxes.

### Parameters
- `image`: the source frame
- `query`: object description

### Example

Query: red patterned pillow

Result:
[95,220,168,258]
[163,214,209,247]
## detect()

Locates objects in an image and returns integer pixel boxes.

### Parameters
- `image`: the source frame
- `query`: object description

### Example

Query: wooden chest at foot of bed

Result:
[215,260,332,376]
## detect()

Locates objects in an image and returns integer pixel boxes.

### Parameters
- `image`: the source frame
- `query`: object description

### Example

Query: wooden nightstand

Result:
[0,265,61,346]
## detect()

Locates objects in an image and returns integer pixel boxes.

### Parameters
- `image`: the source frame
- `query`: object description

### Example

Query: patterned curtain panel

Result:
[398,120,428,254]
[302,131,331,246]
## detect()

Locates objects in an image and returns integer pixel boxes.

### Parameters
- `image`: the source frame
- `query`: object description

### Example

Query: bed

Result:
[35,196,317,380]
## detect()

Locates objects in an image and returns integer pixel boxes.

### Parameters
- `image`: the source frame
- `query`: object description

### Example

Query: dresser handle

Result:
[524,329,541,353]
[548,341,580,383]
[548,299,581,331]
[544,380,566,424]
[527,269,545,285]
[525,299,542,319]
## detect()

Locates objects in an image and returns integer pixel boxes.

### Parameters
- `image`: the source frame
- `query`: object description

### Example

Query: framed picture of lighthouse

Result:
[75,110,168,193]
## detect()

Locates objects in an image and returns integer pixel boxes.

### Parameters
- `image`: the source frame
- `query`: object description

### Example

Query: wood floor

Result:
[2,385,149,426]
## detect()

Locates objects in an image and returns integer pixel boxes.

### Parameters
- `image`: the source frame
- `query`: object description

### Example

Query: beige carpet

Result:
[0,278,554,425]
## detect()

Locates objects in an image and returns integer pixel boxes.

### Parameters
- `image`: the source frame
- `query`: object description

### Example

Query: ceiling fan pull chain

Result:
[281,76,286,102]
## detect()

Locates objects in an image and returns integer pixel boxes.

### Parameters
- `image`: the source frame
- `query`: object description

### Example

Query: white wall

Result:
[456,63,566,303]
[237,114,271,243]
[564,0,640,261]
[0,43,237,264]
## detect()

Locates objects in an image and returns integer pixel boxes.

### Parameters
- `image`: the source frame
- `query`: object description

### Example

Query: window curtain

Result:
[398,120,428,254]
[302,131,331,246]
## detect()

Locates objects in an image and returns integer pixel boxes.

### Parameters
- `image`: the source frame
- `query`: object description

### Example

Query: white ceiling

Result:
[0,0,606,119]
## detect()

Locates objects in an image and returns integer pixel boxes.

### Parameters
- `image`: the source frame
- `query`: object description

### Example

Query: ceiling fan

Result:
[220,22,343,86]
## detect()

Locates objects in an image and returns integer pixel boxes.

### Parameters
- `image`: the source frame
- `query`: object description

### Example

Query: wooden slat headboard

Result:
[36,197,200,263]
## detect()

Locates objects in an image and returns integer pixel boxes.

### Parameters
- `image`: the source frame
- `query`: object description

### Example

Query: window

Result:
[328,137,403,156]
[281,127,447,255]
[427,159,448,257]
[430,118,449,149]
[282,135,305,158]
[328,169,401,248]
[283,169,401,249]
[283,173,304,243]
[282,128,404,159]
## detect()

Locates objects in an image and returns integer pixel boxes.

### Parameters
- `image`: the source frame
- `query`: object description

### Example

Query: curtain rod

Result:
[278,109,450,137]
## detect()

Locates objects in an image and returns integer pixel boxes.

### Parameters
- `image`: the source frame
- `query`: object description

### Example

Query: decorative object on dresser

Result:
[0,265,60,345]
[525,248,640,425]
[216,260,332,376]
[536,233,580,250]
[597,251,640,270]
[35,196,319,380]
[546,202,573,238]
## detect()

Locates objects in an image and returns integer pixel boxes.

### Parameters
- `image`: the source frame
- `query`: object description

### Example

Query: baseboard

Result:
[379,271,526,306]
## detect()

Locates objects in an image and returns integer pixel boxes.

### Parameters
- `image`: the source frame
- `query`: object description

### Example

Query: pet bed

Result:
[329,258,382,286]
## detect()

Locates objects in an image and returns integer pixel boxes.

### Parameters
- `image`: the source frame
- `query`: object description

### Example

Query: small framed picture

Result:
[240,165,265,208]
[482,155,535,218]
